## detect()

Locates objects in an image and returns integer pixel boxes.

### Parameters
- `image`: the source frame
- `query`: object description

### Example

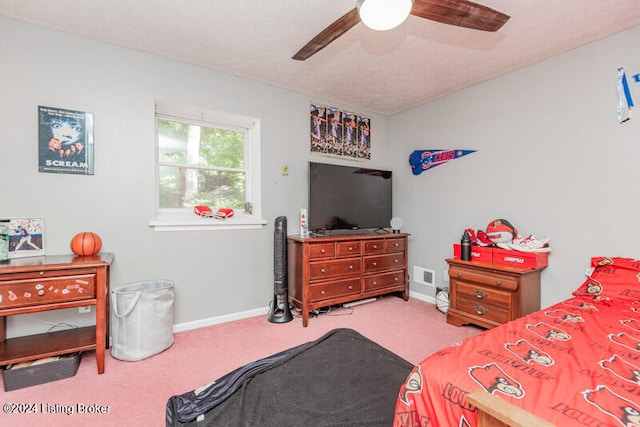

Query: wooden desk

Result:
[0,253,114,374]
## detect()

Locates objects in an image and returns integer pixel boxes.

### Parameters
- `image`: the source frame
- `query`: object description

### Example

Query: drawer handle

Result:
[394,277,398,281]
[495,280,501,286]
[373,245,378,249]
[348,247,353,251]
[348,265,353,270]
[372,262,377,266]
[372,281,377,285]
[473,289,488,299]
[457,272,462,278]
[321,290,326,295]
[348,285,353,290]
[37,289,45,296]
[321,249,326,253]
[474,305,488,315]
[394,243,399,247]
[320,268,326,273]
[393,259,399,263]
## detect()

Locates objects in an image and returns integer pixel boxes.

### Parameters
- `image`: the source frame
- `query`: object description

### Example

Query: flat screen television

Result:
[308,162,393,233]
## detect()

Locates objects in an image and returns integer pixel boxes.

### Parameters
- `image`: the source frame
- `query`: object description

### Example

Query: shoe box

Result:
[453,244,493,264]
[453,244,548,269]
[492,248,548,269]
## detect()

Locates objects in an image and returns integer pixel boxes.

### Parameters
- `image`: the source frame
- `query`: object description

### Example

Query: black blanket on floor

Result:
[165,328,413,426]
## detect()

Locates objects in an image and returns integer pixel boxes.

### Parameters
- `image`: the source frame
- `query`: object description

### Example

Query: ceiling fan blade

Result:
[411,0,510,32]
[292,8,361,61]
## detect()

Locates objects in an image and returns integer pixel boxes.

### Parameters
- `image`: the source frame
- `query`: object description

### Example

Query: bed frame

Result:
[465,390,555,427]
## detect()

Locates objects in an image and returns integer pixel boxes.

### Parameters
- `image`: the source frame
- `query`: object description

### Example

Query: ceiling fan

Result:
[292,0,510,61]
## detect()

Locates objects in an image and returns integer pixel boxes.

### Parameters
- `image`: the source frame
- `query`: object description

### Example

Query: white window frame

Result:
[149,101,266,231]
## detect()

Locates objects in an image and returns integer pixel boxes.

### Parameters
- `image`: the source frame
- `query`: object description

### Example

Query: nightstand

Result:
[445,258,544,329]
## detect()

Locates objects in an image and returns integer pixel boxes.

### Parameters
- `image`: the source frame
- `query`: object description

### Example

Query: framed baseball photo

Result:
[6,218,46,259]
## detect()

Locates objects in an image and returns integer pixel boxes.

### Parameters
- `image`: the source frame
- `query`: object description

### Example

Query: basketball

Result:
[70,232,102,256]
[485,219,517,243]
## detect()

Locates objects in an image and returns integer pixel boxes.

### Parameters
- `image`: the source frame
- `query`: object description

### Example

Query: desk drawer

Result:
[309,258,361,281]
[0,274,96,309]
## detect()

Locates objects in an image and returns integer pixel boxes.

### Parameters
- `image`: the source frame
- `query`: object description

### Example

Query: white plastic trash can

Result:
[111,280,175,361]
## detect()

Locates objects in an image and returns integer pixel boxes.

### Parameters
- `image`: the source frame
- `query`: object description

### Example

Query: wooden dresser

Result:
[0,253,113,374]
[288,233,409,326]
[446,258,544,329]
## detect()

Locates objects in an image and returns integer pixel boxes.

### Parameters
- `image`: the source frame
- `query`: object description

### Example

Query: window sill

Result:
[149,212,267,231]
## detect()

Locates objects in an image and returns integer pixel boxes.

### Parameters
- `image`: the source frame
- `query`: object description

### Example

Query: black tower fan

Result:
[268,216,293,323]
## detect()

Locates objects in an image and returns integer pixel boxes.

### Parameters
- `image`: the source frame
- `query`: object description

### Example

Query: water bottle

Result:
[461,230,471,261]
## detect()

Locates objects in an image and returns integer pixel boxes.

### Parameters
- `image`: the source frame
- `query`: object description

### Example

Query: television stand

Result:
[288,233,409,326]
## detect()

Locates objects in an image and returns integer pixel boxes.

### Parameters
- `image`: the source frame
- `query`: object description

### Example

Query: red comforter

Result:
[394,257,640,427]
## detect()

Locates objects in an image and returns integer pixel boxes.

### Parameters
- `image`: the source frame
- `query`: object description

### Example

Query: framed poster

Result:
[6,218,45,259]
[38,105,94,175]
[309,103,371,161]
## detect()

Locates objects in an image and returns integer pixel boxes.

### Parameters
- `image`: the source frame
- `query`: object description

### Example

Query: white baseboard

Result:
[173,291,434,333]
[410,290,435,305]
[173,306,269,333]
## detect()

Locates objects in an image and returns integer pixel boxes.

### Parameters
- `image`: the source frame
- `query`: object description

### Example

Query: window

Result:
[150,101,264,231]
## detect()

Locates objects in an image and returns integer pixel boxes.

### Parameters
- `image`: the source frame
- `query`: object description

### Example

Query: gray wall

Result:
[389,26,640,308]
[0,17,391,337]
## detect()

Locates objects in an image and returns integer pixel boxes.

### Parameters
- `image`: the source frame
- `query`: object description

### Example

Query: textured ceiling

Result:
[2,0,640,115]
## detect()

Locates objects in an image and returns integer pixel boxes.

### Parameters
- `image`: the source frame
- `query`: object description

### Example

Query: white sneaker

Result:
[509,234,551,253]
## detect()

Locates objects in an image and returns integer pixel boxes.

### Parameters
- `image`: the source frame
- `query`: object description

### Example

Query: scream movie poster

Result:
[38,105,95,175]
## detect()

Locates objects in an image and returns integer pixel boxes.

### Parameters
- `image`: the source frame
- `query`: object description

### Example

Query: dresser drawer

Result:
[309,243,335,260]
[449,267,518,291]
[309,258,361,280]
[455,297,511,324]
[363,240,385,255]
[385,238,406,253]
[455,282,512,308]
[336,241,361,257]
[0,274,96,309]
[309,278,360,302]
[363,271,405,292]
[363,253,405,273]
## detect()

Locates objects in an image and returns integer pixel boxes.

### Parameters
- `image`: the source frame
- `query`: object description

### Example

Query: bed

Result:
[394,256,640,427]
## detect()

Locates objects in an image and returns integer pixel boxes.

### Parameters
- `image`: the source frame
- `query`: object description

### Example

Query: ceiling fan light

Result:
[357,0,413,31]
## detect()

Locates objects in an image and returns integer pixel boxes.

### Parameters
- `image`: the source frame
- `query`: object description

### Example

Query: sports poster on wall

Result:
[309,103,371,161]
[38,105,95,175]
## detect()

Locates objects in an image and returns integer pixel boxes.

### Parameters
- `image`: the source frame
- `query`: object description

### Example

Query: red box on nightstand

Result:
[492,247,548,269]
[453,244,493,264]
